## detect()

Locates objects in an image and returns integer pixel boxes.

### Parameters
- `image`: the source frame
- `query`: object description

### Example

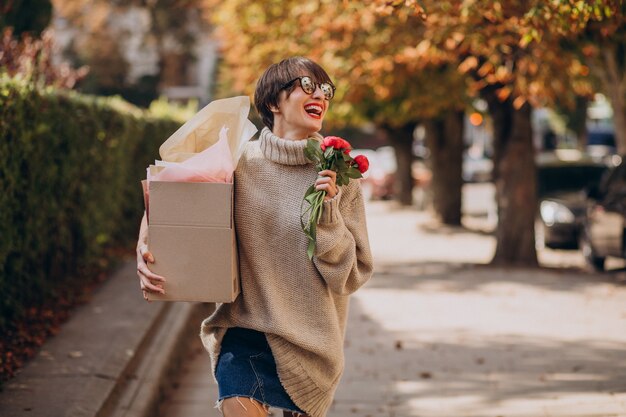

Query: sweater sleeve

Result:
[312,180,374,295]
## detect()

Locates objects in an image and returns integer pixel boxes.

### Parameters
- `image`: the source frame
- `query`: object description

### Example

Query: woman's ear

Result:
[269,104,280,113]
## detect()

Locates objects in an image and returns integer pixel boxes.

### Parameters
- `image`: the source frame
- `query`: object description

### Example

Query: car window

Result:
[537,164,607,197]
[587,131,616,147]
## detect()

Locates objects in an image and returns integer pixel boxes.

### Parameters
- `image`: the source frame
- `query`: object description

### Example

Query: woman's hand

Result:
[136,244,166,301]
[315,170,338,202]
[136,212,165,302]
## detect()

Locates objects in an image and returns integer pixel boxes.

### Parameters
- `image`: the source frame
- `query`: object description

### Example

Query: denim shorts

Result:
[215,327,305,415]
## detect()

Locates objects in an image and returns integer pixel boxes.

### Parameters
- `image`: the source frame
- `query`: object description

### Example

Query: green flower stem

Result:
[301,140,362,260]
[303,188,326,259]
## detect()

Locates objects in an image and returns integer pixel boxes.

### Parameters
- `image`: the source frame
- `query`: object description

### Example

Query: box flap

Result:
[149,181,232,227]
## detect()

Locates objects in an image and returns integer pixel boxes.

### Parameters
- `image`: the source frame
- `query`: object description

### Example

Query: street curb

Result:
[0,261,214,417]
[105,302,214,417]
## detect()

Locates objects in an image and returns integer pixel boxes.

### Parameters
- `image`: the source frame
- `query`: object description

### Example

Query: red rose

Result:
[353,155,369,174]
[320,137,332,151]
[321,136,352,152]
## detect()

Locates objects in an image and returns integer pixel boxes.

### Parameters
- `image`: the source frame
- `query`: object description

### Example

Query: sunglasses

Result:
[282,76,336,100]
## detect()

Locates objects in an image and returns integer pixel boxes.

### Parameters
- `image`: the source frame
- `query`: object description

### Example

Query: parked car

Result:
[579,159,626,271]
[536,155,608,249]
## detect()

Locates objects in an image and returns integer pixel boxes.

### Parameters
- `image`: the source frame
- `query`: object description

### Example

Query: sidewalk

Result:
[0,261,214,417]
[161,195,626,417]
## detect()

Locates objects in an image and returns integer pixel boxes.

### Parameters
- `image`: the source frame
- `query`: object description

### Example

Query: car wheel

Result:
[579,227,605,271]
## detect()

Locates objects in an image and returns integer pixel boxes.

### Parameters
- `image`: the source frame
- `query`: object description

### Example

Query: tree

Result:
[424,110,465,225]
[202,0,469,213]
[0,0,87,89]
[380,0,607,266]
[52,0,208,106]
[0,27,88,89]
[525,1,626,154]
[0,0,52,37]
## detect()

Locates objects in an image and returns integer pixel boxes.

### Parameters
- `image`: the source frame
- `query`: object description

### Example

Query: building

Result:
[50,4,218,107]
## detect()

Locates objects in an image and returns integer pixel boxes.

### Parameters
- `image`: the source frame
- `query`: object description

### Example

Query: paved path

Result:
[161,189,626,417]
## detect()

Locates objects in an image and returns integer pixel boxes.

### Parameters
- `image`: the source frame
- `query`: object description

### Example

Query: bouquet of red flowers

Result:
[301,136,370,259]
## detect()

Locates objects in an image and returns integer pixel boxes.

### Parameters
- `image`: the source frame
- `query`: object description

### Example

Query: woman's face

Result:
[271,75,329,139]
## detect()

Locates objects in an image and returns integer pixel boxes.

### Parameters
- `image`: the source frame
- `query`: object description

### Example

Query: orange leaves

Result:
[579,65,590,77]
[512,95,527,109]
[568,59,591,77]
[477,61,495,77]
[444,31,465,50]
[495,65,514,84]
[519,28,540,48]
[358,8,377,30]
[403,0,427,15]
[369,57,394,75]
[490,86,527,110]
[374,2,397,16]
[581,44,598,57]
[374,85,392,100]
[396,46,421,63]
[373,0,426,18]
[516,58,539,77]
[496,86,512,101]
[415,39,431,56]
[204,0,621,126]
[458,56,478,73]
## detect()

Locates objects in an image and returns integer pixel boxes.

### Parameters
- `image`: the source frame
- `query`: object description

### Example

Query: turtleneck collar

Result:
[258,127,323,166]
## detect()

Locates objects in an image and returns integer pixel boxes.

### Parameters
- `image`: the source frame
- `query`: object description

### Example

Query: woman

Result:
[136,56,373,417]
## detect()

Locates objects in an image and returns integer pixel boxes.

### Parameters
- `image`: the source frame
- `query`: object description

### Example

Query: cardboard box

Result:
[145,181,240,302]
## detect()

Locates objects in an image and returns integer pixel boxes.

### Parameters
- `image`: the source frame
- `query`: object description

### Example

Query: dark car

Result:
[579,159,626,271]
[536,155,608,249]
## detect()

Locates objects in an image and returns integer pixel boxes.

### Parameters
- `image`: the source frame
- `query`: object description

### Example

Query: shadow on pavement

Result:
[337,281,626,416]
[370,262,625,296]
[418,219,495,237]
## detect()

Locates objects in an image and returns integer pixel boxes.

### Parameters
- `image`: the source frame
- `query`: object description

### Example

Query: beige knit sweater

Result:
[200,127,374,417]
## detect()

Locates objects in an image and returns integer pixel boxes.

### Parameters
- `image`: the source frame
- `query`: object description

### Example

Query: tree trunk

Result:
[612,97,626,155]
[572,96,589,151]
[482,87,538,267]
[424,111,464,225]
[603,43,626,155]
[382,123,416,206]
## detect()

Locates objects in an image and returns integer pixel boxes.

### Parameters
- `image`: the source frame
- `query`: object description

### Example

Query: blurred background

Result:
[1,1,626,411]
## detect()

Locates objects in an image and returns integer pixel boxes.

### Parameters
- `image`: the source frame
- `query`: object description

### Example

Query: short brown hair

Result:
[254,57,333,130]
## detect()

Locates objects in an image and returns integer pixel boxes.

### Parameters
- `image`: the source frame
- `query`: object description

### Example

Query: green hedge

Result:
[0,77,181,330]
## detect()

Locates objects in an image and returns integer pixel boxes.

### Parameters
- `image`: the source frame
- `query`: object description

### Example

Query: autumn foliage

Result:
[202,0,624,265]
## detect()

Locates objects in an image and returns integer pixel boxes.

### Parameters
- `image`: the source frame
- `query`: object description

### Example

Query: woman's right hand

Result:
[136,243,166,301]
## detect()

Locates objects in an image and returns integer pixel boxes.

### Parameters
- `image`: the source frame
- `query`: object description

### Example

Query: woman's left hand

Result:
[316,170,338,201]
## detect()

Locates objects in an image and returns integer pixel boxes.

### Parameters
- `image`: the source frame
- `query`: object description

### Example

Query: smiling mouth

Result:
[304,104,323,119]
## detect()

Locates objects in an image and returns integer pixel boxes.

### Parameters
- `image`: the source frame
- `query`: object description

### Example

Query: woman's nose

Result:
[311,85,325,99]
